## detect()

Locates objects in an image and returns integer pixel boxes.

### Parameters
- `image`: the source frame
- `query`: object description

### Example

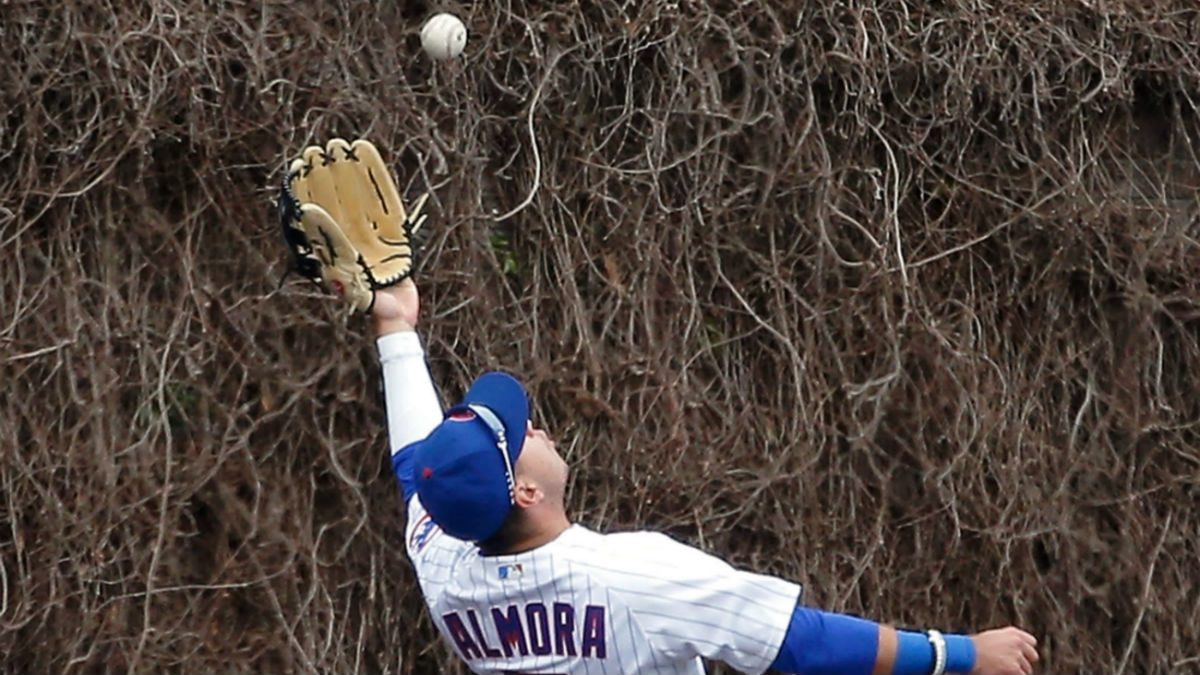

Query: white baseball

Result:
[420,13,467,60]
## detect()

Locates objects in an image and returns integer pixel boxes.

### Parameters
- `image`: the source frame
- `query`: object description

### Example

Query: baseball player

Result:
[372,282,1039,675]
[276,138,1040,675]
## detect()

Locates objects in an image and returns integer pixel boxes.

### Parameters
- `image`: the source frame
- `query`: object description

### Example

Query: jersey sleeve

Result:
[592,532,801,675]
[402,492,472,573]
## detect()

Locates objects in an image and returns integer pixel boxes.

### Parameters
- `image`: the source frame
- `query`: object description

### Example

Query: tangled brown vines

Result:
[2,1,1199,673]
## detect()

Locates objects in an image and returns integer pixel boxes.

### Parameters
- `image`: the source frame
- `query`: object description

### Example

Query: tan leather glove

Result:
[278,138,429,312]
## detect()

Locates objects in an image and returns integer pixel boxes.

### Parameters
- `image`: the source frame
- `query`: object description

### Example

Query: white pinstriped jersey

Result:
[404,497,800,675]
[379,332,801,674]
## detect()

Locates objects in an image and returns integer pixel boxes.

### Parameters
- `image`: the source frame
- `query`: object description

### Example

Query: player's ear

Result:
[513,478,543,508]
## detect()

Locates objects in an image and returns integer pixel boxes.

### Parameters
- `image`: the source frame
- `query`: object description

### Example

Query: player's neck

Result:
[483,511,571,556]
[517,511,572,552]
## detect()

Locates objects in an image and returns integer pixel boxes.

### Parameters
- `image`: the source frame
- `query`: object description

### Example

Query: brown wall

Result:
[2,1,1198,673]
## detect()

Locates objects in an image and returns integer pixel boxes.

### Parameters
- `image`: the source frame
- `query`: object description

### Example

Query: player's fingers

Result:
[1020,639,1040,663]
[1016,653,1034,675]
[1007,626,1035,643]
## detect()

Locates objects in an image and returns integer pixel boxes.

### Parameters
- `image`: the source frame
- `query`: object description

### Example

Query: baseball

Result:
[420,13,467,60]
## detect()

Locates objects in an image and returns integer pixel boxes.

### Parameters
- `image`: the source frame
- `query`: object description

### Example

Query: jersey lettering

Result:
[468,609,503,657]
[443,603,609,662]
[553,603,577,656]
[492,606,530,657]
[582,605,606,658]
[526,603,552,655]
[443,611,482,659]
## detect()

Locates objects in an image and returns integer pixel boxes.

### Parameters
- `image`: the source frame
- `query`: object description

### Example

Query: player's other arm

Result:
[611,533,1037,675]
[373,281,443,502]
[770,606,1040,675]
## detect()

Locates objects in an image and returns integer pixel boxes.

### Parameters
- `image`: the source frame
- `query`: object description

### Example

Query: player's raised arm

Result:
[275,136,441,465]
[373,282,444,501]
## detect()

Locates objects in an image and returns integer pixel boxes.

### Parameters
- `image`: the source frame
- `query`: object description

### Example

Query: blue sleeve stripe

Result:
[769,605,879,675]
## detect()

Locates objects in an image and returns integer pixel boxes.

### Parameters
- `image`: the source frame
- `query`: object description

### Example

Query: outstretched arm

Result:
[770,607,1039,675]
[373,281,442,499]
[374,282,476,569]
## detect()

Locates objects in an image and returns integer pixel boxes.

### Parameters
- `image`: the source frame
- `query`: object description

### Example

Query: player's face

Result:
[518,422,569,494]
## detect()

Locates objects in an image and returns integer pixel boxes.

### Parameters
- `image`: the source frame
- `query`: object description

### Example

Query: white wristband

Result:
[927,630,947,675]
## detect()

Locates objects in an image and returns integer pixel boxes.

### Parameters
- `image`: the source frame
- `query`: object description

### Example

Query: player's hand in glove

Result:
[970,626,1039,675]
[277,138,429,313]
[371,280,421,337]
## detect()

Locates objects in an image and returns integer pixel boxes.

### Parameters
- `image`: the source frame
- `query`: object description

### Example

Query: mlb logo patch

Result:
[498,563,524,580]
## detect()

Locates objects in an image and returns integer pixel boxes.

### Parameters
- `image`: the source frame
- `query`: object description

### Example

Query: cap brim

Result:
[455,372,529,463]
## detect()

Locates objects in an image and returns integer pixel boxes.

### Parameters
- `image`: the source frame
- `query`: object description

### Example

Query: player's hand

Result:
[969,626,1039,675]
[371,279,420,336]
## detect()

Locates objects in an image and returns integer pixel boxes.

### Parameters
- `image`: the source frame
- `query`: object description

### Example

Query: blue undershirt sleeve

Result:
[769,604,880,675]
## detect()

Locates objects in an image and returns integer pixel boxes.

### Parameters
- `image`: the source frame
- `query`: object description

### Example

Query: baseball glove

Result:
[277,138,429,312]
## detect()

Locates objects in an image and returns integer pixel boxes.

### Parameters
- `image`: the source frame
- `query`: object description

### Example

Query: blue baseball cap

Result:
[411,372,530,542]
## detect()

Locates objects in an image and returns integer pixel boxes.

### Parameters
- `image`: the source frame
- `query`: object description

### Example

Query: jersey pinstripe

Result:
[404,499,800,675]
[381,333,801,675]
